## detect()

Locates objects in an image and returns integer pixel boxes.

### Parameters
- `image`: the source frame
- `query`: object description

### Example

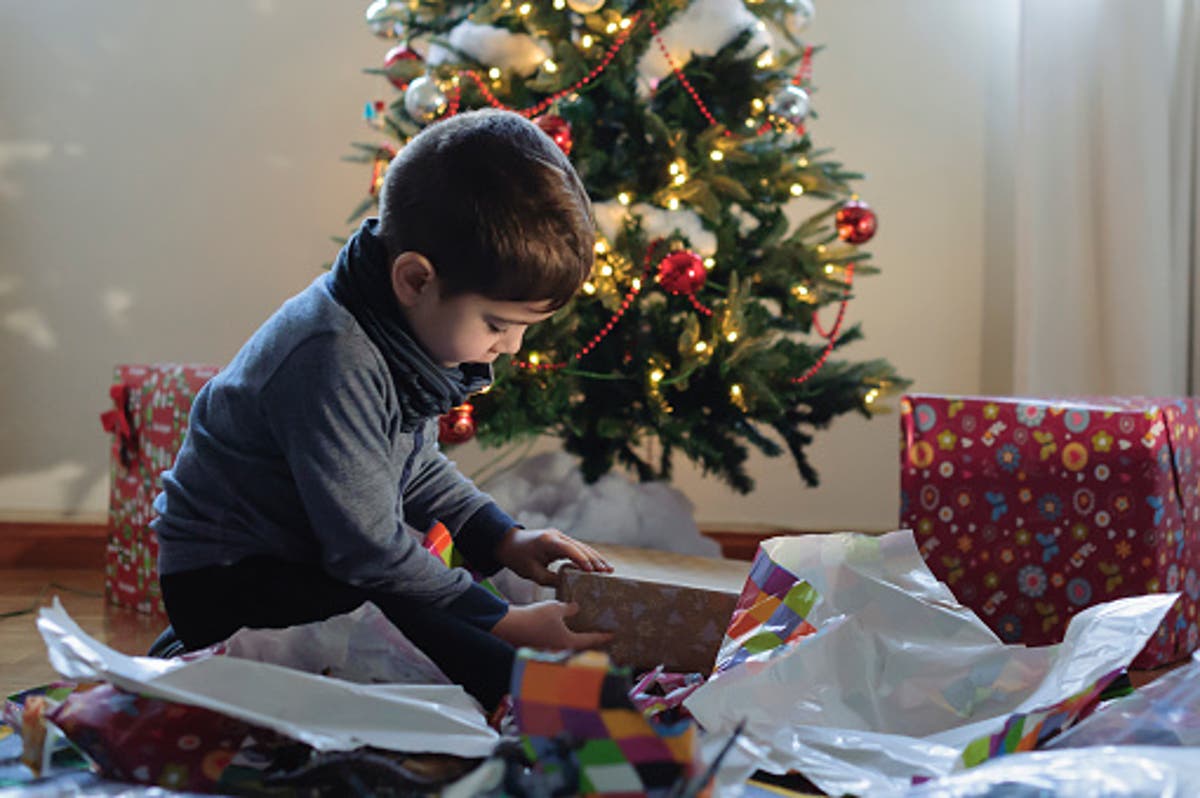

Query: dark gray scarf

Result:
[329,218,492,432]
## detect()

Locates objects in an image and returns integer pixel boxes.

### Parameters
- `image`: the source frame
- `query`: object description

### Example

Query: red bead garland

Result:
[794,262,855,385]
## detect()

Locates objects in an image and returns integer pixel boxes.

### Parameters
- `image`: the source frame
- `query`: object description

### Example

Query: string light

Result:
[666,197,680,210]
[553,0,565,7]
[582,281,597,294]
[518,2,531,14]
[703,257,715,269]
[865,389,880,405]
[726,331,738,342]
[756,52,774,69]
[631,277,642,290]
[751,98,766,113]
[488,67,502,80]
[694,342,708,353]
[617,192,631,205]
[790,183,804,196]
[824,264,835,274]
[600,264,614,277]
[650,368,665,383]
[710,150,724,162]
[595,241,608,255]
[543,59,558,73]
[619,17,632,29]
[581,34,594,47]
[606,21,618,33]
[528,352,542,365]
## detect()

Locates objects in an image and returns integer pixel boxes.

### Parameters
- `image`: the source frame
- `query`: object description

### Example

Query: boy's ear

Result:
[390,251,437,307]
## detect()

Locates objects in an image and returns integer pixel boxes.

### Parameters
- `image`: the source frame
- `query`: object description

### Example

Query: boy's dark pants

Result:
[160,555,515,711]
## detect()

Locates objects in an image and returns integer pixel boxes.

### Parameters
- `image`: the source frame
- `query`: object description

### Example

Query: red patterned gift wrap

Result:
[100,364,219,614]
[899,394,1200,668]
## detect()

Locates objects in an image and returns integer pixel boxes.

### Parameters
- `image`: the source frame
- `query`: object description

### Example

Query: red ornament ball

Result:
[533,114,573,156]
[438,403,476,444]
[657,250,707,295]
[383,44,423,90]
[835,200,878,245]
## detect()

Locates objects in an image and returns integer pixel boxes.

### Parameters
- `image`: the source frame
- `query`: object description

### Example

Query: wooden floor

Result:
[0,568,164,698]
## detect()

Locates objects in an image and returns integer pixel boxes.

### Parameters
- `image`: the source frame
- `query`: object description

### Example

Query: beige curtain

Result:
[1014,0,1200,395]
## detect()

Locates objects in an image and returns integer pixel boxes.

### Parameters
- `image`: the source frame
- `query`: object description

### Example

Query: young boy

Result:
[152,109,611,712]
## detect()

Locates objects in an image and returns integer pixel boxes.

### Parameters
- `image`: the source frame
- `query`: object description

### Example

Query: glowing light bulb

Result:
[619,17,632,28]
[594,241,608,254]
[600,264,614,276]
[673,174,687,186]
[745,118,757,129]
[529,352,541,365]
[751,98,766,112]
[824,264,835,274]
[797,157,809,167]
[703,257,715,269]
[669,163,681,176]
[666,197,680,210]
[650,369,664,383]
[631,277,642,290]
[553,0,565,8]
[582,281,597,294]
[543,59,558,73]
[488,67,502,80]
[581,34,594,47]
[695,342,708,353]
[726,331,738,342]
[790,183,804,196]
[756,52,774,68]
[518,2,531,14]
[617,192,631,205]
[865,389,879,404]
[606,21,618,33]
[710,150,724,162]
[730,384,742,397]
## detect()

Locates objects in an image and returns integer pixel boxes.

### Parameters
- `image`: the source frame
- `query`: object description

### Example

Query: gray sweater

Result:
[152,271,515,616]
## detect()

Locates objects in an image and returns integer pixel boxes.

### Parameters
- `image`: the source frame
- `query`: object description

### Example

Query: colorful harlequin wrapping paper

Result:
[101,363,219,615]
[510,648,702,797]
[682,530,1177,797]
[422,521,504,600]
[899,394,1200,668]
[713,548,819,674]
[957,667,1122,768]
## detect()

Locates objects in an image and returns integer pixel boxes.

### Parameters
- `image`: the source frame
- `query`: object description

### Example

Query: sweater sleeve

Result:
[400,430,517,576]
[260,335,475,608]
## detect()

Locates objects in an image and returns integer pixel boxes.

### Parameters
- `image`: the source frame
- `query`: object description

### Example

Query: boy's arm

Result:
[262,337,478,607]
[400,430,515,576]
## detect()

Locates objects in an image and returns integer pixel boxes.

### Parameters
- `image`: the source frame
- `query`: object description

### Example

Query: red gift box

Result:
[900,394,1200,668]
[100,364,219,615]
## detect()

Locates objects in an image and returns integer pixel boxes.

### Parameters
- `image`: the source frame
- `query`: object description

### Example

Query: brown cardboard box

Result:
[557,544,751,673]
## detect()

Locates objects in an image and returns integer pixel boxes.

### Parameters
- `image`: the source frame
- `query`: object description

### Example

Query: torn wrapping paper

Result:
[683,530,1178,796]
[423,521,505,600]
[1046,652,1200,748]
[901,746,1200,797]
[36,599,498,757]
[222,602,451,686]
[510,648,702,796]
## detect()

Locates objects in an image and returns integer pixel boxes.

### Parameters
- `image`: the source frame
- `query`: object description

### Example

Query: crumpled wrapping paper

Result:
[683,530,1177,796]
[36,599,498,757]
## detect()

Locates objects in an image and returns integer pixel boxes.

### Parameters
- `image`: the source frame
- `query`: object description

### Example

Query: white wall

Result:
[0,1,1019,530]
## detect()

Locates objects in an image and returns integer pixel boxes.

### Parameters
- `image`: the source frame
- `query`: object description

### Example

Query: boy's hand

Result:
[491,601,613,651]
[495,527,612,586]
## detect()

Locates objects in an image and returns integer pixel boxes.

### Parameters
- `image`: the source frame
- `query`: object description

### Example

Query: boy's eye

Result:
[487,322,507,334]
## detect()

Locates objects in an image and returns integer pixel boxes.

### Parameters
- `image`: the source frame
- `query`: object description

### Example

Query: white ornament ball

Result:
[783,0,816,36]
[365,0,405,38]
[770,84,810,127]
[404,75,447,124]
[566,0,606,13]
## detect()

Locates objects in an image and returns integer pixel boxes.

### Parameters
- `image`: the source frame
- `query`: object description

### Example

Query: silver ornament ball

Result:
[403,75,447,124]
[365,0,405,38]
[770,85,810,127]
[783,0,816,36]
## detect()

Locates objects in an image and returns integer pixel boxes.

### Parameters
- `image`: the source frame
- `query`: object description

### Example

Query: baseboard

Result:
[0,518,885,568]
[0,518,107,568]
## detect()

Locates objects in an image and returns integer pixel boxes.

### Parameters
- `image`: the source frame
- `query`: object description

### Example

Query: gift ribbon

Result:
[99,384,137,466]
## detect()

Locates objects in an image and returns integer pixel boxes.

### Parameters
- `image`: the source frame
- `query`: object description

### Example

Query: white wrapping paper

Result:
[36,599,499,757]
[684,530,1178,796]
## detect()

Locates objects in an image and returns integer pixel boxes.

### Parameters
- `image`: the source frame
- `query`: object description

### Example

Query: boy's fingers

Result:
[569,630,614,650]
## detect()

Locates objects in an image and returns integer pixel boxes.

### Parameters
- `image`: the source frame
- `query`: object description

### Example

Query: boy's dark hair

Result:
[377,109,594,309]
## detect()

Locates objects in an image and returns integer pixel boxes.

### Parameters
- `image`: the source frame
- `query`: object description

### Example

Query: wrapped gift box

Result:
[899,394,1200,667]
[558,544,750,674]
[100,364,219,614]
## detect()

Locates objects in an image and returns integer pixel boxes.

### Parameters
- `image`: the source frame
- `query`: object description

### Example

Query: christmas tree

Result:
[348,0,906,493]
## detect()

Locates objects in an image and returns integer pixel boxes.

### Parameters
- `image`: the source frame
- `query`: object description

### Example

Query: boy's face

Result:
[406,288,556,367]
[392,252,558,366]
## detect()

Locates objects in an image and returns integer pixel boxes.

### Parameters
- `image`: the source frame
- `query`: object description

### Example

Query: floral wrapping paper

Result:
[101,364,219,615]
[900,394,1200,668]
